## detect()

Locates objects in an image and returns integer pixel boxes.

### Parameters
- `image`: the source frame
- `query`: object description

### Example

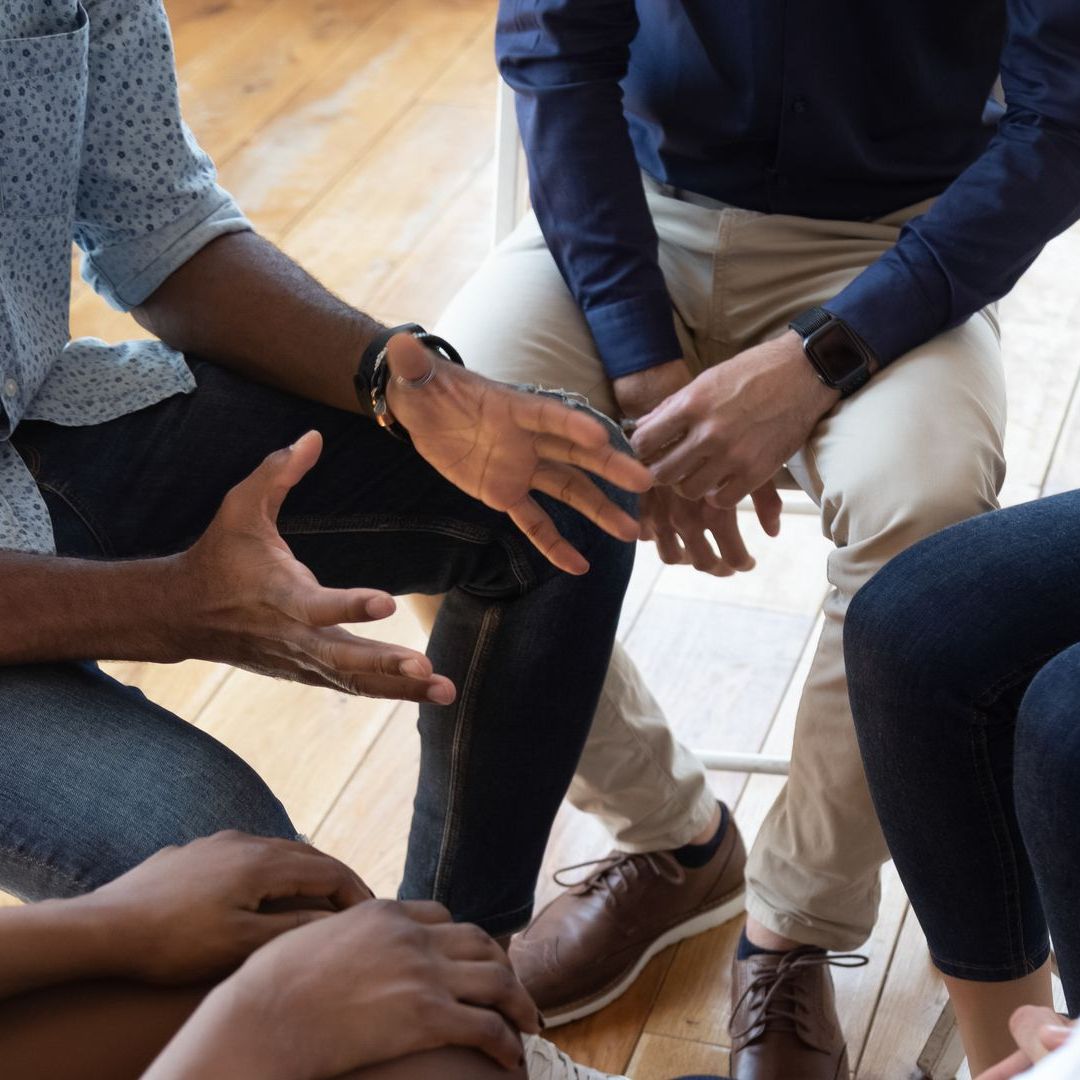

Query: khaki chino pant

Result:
[436,182,1007,950]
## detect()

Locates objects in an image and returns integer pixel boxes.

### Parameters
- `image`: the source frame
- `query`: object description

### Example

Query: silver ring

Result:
[393,356,438,389]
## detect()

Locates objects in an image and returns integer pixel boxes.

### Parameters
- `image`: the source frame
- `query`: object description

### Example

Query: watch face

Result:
[808,322,866,383]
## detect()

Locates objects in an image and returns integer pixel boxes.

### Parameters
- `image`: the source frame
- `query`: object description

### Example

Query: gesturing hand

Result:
[148,901,542,1079]
[631,332,839,508]
[174,431,456,704]
[384,335,653,575]
[82,831,371,986]
[642,482,782,575]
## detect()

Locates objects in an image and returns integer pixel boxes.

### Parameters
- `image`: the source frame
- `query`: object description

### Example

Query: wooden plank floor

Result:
[21,0,1080,1074]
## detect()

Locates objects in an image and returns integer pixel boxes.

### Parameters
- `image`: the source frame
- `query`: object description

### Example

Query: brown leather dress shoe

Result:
[509,808,746,1026]
[729,947,868,1080]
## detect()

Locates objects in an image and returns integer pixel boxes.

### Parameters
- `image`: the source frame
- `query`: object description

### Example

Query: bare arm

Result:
[132,231,378,414]
[0,552,180,666]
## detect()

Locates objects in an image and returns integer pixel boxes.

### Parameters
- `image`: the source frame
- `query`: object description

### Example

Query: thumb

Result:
[244,430,323,523]
[386,332,435,384]
[750,482,783,537]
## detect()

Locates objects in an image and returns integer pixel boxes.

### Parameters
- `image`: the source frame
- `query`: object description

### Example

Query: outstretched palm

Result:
[384,335,652,574]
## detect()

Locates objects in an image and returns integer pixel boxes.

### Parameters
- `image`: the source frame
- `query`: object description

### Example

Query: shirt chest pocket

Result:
[0,5,88,218]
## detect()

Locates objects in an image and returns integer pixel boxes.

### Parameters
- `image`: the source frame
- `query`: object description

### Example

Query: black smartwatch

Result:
[353,322,465,436]
[788,307,876,397]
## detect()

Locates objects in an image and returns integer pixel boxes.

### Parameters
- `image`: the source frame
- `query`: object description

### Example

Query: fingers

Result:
[513,391,609,450]
[251,848,373,910]
[700,503,754,572]
[531,464,641,542]
[428,921,508,964]
[629,399,687,464]
[397,900,455,925]
[529,433,652,494]
[297,626,456,704]
[750,482,783,537]
[444,961,540,1036]
[1009,1005,1070,1063]
[506,495,590,575]
[231,431,324,524]
[283,584,398,627]
[386,333,435,383]
[437,1003,525,1070]
[973,1048,1034,1080]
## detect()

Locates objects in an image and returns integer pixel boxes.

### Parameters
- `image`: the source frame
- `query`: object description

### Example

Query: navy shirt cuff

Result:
[585,292,683,379]
[824,249,951,367]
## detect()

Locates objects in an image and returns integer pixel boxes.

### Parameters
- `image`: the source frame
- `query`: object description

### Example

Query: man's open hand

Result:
[172,431,456,704]
[631,332,839,507]
[384,335,652,575]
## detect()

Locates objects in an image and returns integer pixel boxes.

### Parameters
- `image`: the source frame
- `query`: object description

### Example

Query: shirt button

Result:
[2,378,17,398]
[792,95,809,115]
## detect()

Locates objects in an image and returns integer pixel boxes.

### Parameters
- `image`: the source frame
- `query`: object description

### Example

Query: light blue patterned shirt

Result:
[0,0,250,553]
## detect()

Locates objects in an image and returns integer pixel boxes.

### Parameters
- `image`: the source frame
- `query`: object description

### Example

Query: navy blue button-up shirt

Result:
[497,1,1080,378]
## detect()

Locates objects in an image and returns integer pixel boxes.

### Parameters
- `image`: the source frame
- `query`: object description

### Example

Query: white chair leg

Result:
[493,79,523,246]
[692,751,790,775]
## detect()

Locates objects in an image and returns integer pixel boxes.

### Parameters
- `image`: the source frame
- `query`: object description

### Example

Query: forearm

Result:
[0,898,120,1000]
[133,231,382,414]
[144,981,286,1080]
[0,551,182,666]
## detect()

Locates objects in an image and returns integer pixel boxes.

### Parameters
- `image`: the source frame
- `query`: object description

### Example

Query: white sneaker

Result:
[523,1035,631,1079]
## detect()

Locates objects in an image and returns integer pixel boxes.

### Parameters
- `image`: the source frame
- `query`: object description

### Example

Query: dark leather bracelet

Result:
[353,323,465,436]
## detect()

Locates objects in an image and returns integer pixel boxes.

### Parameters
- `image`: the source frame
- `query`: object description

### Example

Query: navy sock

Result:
[672,802,728,868]
[736,927,825,961]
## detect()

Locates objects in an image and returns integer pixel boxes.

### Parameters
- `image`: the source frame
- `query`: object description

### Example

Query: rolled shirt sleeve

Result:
[496,0,682,379]
[72,0,251,311]
[826,0,1080,365]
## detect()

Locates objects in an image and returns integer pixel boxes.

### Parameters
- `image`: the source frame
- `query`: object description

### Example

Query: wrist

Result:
[778,330,842,416]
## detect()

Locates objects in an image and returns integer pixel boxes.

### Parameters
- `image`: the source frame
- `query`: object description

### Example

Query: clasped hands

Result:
[614,333,839,575]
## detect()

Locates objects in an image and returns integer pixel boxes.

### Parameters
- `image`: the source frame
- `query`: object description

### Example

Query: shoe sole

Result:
[540,885,747,1028]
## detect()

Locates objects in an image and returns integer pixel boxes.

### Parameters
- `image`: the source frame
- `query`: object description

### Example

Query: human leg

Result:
[845,493,1080,1070]
[1016,640,1080,1015]
[0,661,297,901]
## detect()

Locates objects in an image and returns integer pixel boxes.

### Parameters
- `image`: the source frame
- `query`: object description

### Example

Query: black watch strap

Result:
[353,323,465,432]
[788,306,875,398]
[789,306,834,340]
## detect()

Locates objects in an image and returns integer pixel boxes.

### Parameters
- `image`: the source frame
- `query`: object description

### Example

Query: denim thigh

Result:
[0,661,297,900]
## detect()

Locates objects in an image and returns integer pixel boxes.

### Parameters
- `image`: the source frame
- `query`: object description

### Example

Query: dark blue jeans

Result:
[1,360,635,937]
[845,490,1080,1014]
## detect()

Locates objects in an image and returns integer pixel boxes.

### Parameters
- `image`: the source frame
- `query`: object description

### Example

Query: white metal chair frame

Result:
[493,78,967,1078]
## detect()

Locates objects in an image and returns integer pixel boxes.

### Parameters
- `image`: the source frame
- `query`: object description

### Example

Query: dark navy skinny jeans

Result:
[846,490,1080,1015]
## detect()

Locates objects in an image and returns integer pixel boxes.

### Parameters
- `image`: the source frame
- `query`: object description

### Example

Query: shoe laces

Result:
[730,949,868,1042]
[553,850,685,896]
[522,1035,630,1080]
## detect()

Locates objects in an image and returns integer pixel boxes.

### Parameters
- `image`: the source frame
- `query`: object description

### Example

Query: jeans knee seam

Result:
[0,843,86,897]
[431,603,503,904]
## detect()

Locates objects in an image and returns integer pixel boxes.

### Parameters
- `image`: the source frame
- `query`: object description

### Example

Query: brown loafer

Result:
[729,946,868,1079]
[509,806,746,1026]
